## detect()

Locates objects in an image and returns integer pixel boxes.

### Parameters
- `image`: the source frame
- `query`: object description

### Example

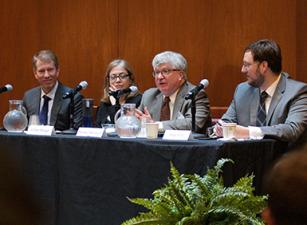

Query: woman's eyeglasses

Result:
[109,73,130,82]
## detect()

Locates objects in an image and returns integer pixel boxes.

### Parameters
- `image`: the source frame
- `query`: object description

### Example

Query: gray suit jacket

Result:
[23,82,83,131]
[139,81,211,133]
[222,72,307,143]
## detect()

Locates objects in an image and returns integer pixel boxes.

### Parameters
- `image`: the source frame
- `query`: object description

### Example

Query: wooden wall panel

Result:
[118,0,298,107]
[0,0,118,121]
[0,1,40,121]
[297,0,307,83]
[0,0,305,125]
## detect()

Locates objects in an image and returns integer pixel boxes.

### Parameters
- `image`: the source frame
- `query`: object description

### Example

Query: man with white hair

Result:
[137,51,211,133]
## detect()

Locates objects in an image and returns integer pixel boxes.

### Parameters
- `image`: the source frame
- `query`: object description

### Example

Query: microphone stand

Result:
[113,96,121,123]
[109,90,121,123]
[186,92,197,133]
[62,95,77,134]
[191,97,196,133]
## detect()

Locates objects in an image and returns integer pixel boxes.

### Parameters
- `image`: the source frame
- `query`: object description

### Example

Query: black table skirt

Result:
[0,132,286,225]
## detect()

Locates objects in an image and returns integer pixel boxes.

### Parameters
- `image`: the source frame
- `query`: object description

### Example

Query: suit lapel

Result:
[173,83,188,119]
[250,88,260,126]
[50,83,63,126]
[32,88,42,115]
[267,74,286,125]
[152,92,163,121]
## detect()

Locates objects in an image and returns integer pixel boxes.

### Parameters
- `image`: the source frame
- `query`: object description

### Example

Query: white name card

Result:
[27,125,54,136]
[162,130,192,141]
[76,127,104,138]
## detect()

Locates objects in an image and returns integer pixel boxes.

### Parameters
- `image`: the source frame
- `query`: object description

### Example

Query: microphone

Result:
[0,84,13,94]
[185,79,209,100]
[63,81,88,99]
[109,86,138,99]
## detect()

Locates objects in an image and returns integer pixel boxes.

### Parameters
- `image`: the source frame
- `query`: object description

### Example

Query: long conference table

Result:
[0,131,287,225]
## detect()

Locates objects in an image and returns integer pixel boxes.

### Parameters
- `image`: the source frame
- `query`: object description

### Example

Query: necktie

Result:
[39,95,51,125]
[256,91,268,127]
[160,96,170,121]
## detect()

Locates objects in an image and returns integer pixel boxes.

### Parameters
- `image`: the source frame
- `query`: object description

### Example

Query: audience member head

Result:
[241,39,282,88]
[152,51,187,96]
[102,59,137,102]
[32,50,60,94]
[262,145,307,225]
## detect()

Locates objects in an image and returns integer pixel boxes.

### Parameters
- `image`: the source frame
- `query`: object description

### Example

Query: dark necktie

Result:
[256,91,268,127]
[39,95,51,125]
[160,96,170,121]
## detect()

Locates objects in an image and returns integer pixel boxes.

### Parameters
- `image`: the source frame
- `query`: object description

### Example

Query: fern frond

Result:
[233,176,255,193]
[209,158,234,177]
[188,174,211,200]
[169,179,194,210]
[121,212,162,225]
[210,189,250,207]
[122,159,266,225]
[128,198,154,210]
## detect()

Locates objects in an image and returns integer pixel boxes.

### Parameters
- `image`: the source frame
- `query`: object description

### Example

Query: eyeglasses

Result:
[109,73,130,82]
[242,62,259,70]
[152,69,181,77]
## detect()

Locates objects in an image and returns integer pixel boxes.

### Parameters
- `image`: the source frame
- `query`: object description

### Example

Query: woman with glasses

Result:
[96,59,142,126]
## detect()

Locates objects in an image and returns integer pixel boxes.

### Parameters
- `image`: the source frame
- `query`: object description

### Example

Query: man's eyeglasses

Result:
[152,69,181,77]
[242,62,259,69]
[109,73,130,81]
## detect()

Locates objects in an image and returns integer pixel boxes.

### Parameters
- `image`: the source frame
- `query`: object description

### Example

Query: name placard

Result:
[162,130,192,141]
[26,125,54,136]
[76,127,104,138]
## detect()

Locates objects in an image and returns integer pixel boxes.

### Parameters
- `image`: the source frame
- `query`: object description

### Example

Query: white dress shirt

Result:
[40,81,58,125]
[249,74,281,139]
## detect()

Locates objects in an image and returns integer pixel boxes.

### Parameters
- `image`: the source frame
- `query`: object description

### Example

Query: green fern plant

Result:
[122,159,267,225]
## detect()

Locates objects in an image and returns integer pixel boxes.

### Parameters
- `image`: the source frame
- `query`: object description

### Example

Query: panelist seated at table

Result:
[262,144,307,225]
[23,50,83,131]
[136,51,211,133]
[215,39,307,144]
[96,59,142,126]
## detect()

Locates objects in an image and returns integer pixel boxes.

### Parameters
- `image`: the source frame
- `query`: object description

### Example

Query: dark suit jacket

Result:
[23,82,83,131]
[222,72,307,143]
[96,94,142,126]
[139,81,211,133]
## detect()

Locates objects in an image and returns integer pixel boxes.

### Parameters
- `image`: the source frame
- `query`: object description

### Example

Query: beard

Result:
[248,68,265,88]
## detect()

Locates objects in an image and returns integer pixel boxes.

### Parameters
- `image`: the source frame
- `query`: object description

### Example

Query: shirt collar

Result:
[41,81,58,100]
[263,74,281,98]
[164,89,179,104]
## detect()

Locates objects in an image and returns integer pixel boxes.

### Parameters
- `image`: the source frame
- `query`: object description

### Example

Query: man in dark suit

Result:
[23,50,83,131]
[136,51,211,133]
[216,39,307,144]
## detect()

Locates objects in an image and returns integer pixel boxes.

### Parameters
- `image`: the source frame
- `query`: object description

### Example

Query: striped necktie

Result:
[256,91,268,127]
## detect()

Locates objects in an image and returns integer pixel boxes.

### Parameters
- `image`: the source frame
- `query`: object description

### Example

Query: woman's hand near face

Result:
[109,83,117,92]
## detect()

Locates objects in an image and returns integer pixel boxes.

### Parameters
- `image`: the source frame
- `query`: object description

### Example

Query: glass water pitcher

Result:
[3,100,28,132]
[114,103,141,138]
